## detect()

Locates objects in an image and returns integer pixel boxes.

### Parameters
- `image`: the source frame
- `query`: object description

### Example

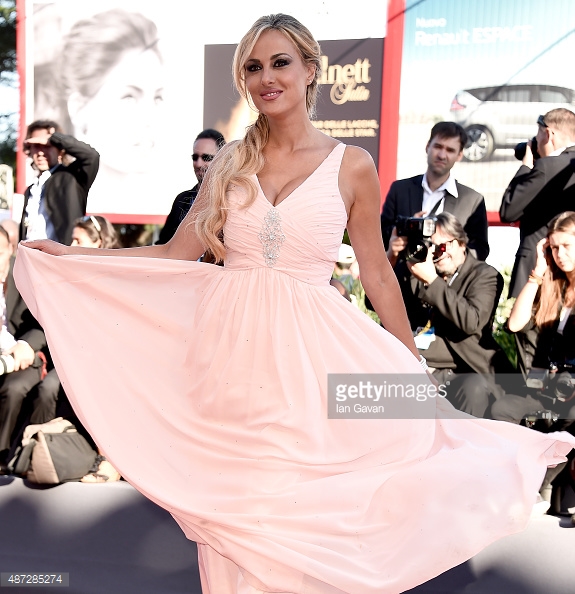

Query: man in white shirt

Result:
[381,121,489,266]
[19,120,99,245]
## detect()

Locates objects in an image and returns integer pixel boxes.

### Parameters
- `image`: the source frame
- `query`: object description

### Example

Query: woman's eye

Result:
[246,64,261,72]
[121,94,137,103]
[274,59,290,67]
[154,94,164,105]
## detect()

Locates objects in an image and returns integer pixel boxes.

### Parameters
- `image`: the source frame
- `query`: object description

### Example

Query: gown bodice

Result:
[223,143,347,286]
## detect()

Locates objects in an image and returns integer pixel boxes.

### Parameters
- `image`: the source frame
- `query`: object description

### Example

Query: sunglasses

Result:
[537,114,548,128]
[192,153,215,162]
[431,239,456,257]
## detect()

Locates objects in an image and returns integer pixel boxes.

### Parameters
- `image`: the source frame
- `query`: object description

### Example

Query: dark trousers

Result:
[0,367,60,452]
[432,369,498,418]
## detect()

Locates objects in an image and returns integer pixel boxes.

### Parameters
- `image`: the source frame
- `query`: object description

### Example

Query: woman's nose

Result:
[261,66,275,85]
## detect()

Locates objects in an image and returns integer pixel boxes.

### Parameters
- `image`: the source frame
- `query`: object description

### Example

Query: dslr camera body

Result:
[395,215,437,263]
[514,137,540,161]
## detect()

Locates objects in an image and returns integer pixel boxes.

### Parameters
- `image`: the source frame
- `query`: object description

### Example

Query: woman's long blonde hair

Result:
[535,211,575,327]
[191,14,322,262]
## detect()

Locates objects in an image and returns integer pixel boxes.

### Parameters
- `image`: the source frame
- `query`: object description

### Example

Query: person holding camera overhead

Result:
[381,121,489,267]
[500,108,575,298]
[395,212,506,417]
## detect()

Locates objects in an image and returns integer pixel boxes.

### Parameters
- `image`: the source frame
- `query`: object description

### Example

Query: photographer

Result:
[395,212,505,417]
[500,109,575,298]
[382,121,489,265]
[492,211,575,424]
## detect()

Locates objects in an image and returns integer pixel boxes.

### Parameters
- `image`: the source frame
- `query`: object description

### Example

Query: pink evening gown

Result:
[15,143,575,593]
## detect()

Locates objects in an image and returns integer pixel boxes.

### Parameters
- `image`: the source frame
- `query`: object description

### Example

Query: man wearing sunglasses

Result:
[501,108,575,298]
[395,212,506,418]
[157,128,225,244]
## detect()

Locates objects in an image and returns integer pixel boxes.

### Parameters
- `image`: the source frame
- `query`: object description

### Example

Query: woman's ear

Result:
[306,64,316,85]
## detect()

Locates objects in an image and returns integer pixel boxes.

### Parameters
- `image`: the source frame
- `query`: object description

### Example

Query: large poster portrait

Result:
[31,3,176,218]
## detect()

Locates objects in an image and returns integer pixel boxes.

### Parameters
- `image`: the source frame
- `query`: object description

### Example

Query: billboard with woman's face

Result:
[30,4,169,218]
[23,0,388,222]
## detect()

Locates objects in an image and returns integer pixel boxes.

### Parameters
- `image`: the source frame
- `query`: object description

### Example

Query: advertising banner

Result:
[20,0,387,222]
[204,39,384,167]
[397,0,575,215]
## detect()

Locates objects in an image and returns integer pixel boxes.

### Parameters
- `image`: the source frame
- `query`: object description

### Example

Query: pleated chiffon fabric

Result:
[15,143,575,593]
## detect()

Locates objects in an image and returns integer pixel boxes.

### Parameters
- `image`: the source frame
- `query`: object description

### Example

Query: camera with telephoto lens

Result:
[514,137,540,161]
[553,370,575,402]
[394,216,437,263]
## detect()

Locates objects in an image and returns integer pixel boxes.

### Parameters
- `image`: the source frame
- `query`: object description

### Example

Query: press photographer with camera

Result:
[382,121,489,266]
[394,212,506,417]
[500,108,575,298]
[492,211,575,425]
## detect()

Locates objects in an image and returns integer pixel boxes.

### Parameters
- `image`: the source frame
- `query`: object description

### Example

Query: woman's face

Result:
[549,230,575,273]
[70,49,164,175]
[244,30,314,119]
[71,226,101,248]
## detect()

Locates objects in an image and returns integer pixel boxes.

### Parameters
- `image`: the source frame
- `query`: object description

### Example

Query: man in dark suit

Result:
[20,120,100,245]
[0,227,52,468]
[157,128,225,245]
[381,121,489,264]
[396,212,505,417]
[500,108,575,297]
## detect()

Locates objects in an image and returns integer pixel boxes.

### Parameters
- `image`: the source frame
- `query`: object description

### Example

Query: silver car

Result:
[449,84,575,161]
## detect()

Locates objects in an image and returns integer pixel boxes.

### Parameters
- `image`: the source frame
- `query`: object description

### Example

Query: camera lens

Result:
[514,141,527,161]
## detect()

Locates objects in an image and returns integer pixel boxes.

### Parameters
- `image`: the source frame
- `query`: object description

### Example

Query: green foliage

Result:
[0,0,16,82]
[350,278,381,324]
[0,113,16,170]
[0,1,17,174]
[332,272,381,324]
[492,265,517,369]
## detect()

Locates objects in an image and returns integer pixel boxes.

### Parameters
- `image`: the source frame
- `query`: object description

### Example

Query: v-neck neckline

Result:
[255,144,340,208]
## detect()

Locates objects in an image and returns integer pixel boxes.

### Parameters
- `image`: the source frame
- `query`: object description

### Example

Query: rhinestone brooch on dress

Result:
[258,208,285,267]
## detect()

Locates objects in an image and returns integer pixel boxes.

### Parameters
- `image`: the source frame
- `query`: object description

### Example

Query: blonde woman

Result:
[16,14,575,594]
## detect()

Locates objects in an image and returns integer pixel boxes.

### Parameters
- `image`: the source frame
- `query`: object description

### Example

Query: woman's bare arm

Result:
[340,146,420,360]
[507,237,548,332]
[22,202,207,261]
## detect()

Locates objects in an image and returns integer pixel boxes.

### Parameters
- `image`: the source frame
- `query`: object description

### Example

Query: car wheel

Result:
[463,126,494,161]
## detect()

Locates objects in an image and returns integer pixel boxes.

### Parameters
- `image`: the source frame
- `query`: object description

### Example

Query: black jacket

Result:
[381,174,489,261]
[6,257,46,354]
[396,253,503,374]
[157,184,199,245]
[500,146,575,297]
[20,133,100,246]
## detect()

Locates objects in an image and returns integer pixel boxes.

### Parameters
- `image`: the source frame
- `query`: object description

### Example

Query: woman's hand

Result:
[20,239,72,256]
[534,237,549,277]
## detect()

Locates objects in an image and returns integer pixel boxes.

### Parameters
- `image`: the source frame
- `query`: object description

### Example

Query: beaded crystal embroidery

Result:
[258,208,285,267]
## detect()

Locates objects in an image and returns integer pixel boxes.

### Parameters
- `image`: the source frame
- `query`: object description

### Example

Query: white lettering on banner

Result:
[319,55,371,105]
[472,26,533,43]
[312,119,379,139]
[416,18,447,28]
[414,21,534,46]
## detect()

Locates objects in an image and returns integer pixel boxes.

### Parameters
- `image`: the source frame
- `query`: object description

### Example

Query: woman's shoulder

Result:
[339,144,377,180]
